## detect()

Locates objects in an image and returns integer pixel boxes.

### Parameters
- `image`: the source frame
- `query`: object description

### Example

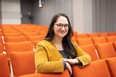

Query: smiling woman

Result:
[35,13,91,76]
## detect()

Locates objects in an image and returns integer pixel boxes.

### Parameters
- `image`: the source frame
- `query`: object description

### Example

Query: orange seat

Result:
[77,34,88,38]
[3,32,22,36]
[0,32,2,37]
[0,42,4,53]
[88,33,99,37]
[5,41,33,57]
[23,32,39,36]
[79,44,99,61]
[108,32,116,36]
[10,51,35,76]
[106,57,116,77]
[0,37,4,52]
[0,36,3,44]
[4,36,27,42]
[95,43,116,59]
[98,32,108,37]
[76,37,93,46]
[92,37,107,44]
[0,53,10,77]
[106,36,116,42]
[27,35,45,42]
[113,42,116,50]
[72,60,111,77]
[18,70,70,77]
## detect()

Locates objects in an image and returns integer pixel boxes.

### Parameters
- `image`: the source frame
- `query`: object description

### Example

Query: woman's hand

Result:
[62,58,79,65]
[60,59,72,75]
[65,62,72,75]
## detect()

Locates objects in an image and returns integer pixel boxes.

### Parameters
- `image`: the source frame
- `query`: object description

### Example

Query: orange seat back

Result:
[77,34,88,38]
[0,53,10,77]
[10,51,35,76]
[106,36,116,42]
[0,43,4,53]
[19,70,70,77]
[92,37,107,44]
[95,43,116,59]
[106,57,116,77]
[5,41,33,57]
[76,37,93,46]
[79,44,99,61]
[88,33,99,37]
[4,36,27,42]
[72,60,111,77]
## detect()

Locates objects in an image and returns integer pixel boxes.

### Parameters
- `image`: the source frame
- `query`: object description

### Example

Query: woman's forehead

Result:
[56,16,68,23]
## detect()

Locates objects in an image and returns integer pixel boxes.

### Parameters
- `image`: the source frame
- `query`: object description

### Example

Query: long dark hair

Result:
[45,13,77,58]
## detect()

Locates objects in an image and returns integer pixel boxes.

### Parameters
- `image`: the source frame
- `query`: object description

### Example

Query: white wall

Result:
[73,0,93,33]
[0,1,2,23]
[1,0,21,24]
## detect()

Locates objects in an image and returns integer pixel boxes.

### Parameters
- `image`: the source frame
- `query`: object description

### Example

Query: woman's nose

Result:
[61,26,65,30]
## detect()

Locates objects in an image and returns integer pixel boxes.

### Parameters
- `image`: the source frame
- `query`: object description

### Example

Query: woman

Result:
[35,13,91,75]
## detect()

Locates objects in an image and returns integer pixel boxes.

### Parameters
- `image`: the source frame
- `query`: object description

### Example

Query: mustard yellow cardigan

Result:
[35,40,91,73]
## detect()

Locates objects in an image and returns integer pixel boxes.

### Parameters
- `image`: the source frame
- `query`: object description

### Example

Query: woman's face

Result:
[53,16,69,39]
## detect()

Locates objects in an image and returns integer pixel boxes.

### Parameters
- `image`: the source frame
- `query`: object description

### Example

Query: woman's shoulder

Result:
[37,39,53,47]
[38,40,51,45]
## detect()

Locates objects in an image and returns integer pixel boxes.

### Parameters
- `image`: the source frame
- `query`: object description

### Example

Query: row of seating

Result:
[79,42,116,61]
[74,36,116,46]
[0,40,116,61]
[73,32,116,38]
[0,52,116,77]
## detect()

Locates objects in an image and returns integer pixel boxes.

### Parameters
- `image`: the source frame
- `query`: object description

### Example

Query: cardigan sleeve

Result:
[35,44,64,73]
[73,42,91,66]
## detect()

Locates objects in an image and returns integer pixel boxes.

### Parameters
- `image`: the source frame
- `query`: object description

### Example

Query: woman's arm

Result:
[35,45,64,73]
[63,41,91,66]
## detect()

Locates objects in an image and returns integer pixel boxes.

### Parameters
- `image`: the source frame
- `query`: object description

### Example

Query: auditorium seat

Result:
[77,33,88,38]
[5,41,33,57]
[0,42,4,53]
[10,51,35,76]
[4,36,27,42]
[72,60,111,77]
[92,37,107,44]
[76,37,93,46]
[108,32,116,36]
[88,33,99,37]
[26,35,45,43]
[106,36,116,42]
[98,32,108,37]
[113,42,116,50]
[79,44,99,61]
[95,43,116,59]
[18,70,70,77]
[0,53,10,77]
[106,57,116,77]
[3,32,22,36]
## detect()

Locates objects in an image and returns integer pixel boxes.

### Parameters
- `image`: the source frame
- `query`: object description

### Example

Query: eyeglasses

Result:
[55,23,69,29]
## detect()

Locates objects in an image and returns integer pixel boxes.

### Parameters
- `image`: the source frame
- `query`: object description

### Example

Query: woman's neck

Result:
[53,36,62,44]
[53,36,63,50]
